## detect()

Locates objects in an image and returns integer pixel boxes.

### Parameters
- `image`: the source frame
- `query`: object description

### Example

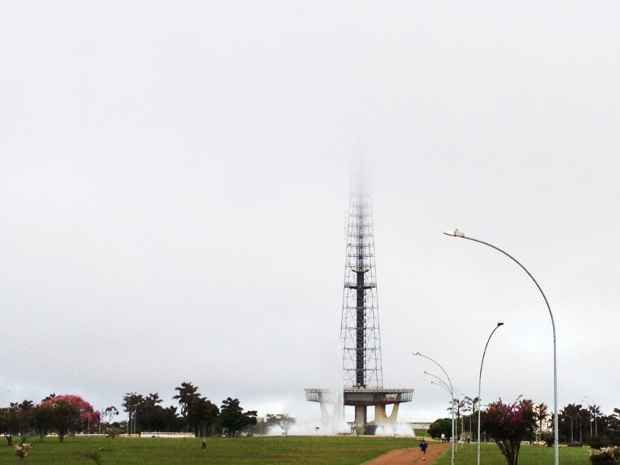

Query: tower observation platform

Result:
[305,176,414,432]
[305,387,414,429]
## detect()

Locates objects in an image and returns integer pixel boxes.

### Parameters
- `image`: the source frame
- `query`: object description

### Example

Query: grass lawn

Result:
[0,436,422,465]
[434,443,590,465]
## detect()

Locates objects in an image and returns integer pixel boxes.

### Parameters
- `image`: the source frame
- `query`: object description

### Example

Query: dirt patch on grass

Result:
[363,443,449,465]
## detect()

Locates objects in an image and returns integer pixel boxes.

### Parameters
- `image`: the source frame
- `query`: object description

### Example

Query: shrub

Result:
[541,432,554,447]
[589,436,612,450]
[590,447,620,465]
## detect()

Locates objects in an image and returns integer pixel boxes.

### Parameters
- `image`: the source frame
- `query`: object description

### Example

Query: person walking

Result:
[419,438,428,461]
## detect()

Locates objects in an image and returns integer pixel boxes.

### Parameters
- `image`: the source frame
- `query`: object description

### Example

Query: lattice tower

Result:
[340,185,383,388]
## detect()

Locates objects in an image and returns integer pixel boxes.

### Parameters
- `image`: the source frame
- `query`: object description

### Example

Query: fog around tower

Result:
[1,1,620,423]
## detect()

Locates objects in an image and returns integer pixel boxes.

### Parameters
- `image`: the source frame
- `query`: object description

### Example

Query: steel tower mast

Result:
[341,181,383,388]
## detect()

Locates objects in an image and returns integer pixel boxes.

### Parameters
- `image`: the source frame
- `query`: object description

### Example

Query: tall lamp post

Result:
[414,352,456,465]
[477,322,504,465]
[425,370,457,455]
[429,379,457,451]
[443,229,559,465]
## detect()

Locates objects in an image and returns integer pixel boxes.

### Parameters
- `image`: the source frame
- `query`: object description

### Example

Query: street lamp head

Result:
[413,351,421,356]
[497,322,504,327]
[443,228,466,238]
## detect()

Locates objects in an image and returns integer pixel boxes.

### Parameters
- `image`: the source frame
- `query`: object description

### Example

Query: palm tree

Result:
[534,403,549,441]
[561,404,582,443]
[588,405,602,437]
[173,381,201,432]
[122,393,144,434]
[454,398,466,440]
[577,408,590,443]
[463,396,474,439]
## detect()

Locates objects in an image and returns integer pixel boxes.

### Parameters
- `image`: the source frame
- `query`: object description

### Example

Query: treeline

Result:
[0,394,99,442]
[0,381,258,441]
[557,403,620,447]
[121,381,257,437]
[428,398,620,447]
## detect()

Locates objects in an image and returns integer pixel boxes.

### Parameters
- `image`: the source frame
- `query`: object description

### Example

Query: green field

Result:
[0,436,422,465]
[434,443,590,465]
[0,437,594,465]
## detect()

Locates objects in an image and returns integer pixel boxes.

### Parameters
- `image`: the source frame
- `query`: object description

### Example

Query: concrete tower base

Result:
[305,387,414,433]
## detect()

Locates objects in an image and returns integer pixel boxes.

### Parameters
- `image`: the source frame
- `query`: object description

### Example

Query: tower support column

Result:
[374,404,388,424]
[354,405,367,430]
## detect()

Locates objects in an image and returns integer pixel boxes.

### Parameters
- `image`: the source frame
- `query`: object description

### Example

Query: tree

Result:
[577,407,591,443]
[33,404,55,437]
[450,398,466,440]
[17,401,35,434]
[141,393,181,432]
[122,393,144,434]
[463,396,475,438]
[39,395,97,442]
[0,401,35,435]
[483,399,536,465]
[589,405,603,438]
[189,397,219,437]
[5,403,20,434]
[173,382,200,421]
[219,398,257,437]
[39,394,101,442]
[561,403,582,443]
[533,403,549,440]
[50,400,80,441]
[428,418,452,440]
[173,382,218,436]
[103,406,119,425]
[265,414,295,436]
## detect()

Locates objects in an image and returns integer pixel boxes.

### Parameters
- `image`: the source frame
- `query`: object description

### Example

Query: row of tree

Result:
[1,381,259,441]
[558,403,620,446]
[121,381,257,437]
[429,398,620,448]
[0,395,99,442]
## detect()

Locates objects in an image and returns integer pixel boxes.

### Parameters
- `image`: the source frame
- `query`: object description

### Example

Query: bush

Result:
[364,424,377,435]
[590,447,620,465]
[589,437,612,450]
[541,432,554,447]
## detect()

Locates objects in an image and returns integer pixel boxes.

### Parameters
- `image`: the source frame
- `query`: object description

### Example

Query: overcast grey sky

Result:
[1,1,619,423]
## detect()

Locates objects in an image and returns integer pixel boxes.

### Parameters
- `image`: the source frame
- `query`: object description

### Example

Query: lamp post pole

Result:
[414,352,456,465]
[444,229,559,465]
[477,322,504,465]
[426,370,457,457]
[430,379,456,463]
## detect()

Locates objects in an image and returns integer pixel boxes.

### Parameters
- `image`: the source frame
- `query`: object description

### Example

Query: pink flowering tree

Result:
[39,395,100,441]
[483,398,536,465]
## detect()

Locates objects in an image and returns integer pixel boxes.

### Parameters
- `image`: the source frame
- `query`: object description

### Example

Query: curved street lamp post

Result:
[414,352,456,465]
[426,372,458,453]
[430,379,457,454]
[477,322,504,465]
[444,229,559,465]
